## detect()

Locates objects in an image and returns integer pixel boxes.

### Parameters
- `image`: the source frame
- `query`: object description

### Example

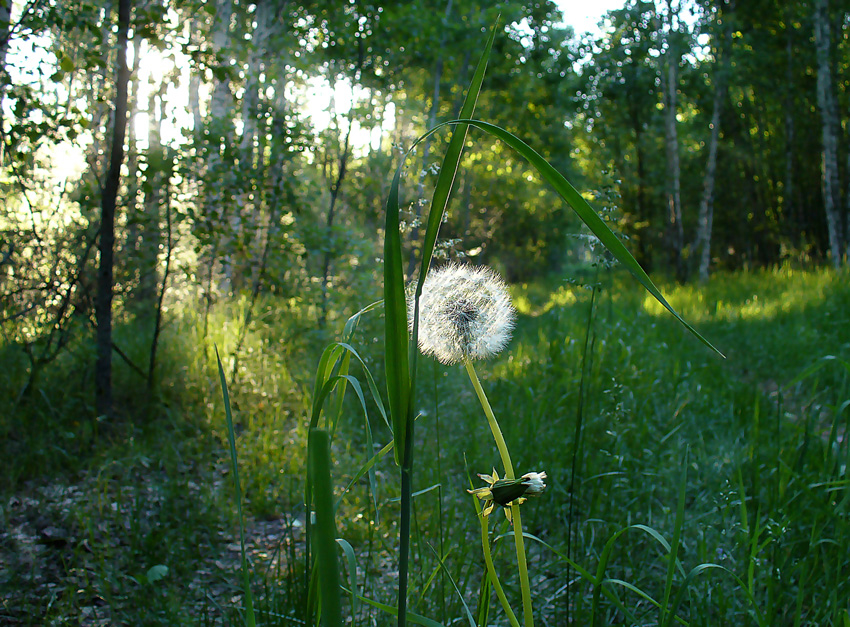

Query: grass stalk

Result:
[475,500,521,627]
[215,346,256,627]
[309,428,343,627]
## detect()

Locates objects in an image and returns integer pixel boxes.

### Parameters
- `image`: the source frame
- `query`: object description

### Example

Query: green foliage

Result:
[1,267,848,624]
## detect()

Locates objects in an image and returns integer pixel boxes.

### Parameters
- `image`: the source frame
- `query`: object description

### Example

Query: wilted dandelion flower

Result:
[410,263,515,365]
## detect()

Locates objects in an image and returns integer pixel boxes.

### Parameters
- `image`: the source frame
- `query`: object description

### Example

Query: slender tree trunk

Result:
[147,151,172,391]
[318,95,355,327]
[236,0,274,290]
[695,1,732,283]
[0,0,9,66]
[0,0,11,137]
[95,0,132,418]
[0,0,10,89]
[814,0,843,267]
[662,0,684,280]
[138,82,164,303]
[209,0,234,291]
[189,17,203,137]
[124,34,143,290]
[784,15,797,247]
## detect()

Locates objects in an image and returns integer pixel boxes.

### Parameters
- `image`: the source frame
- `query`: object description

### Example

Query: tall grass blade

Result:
[309,428,343,627]
[348,593,445,627]
[337,538,359,620]
[661,449,689,627]
[400,118,724,356]
[666,563,767,627]
[215,345,256,627]
[384,19,498,627]
[425,543,477,627]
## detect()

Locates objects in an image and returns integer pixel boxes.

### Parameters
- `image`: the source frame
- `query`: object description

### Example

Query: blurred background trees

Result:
[1,0,848,413]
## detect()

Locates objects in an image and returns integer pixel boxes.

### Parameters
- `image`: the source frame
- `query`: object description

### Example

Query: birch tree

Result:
[661,0,685,280]
[814,0,843,267]
[695,0,733,282]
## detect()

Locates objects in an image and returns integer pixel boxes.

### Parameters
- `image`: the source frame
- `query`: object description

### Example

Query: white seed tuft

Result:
[409,263,515,365]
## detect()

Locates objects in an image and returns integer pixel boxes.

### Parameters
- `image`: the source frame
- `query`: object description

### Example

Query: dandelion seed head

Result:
[410,263,515,365]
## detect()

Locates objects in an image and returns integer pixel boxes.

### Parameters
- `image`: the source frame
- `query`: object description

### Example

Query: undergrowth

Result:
[2,265,848,624]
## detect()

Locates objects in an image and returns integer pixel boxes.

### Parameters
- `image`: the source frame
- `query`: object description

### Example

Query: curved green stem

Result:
[465,360,514,479]
[509,502,533,627]
[475,502,521,627]
[465,360,534,627]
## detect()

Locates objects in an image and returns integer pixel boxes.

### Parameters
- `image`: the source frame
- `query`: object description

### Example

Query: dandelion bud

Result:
[521,471,547,495]
[468,468,548,519]
[410,263,515,365]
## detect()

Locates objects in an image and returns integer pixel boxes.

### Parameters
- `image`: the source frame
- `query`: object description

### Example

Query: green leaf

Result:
[383,156,410,466]
[405,118,724,357]
[309,429,343,627]
[146,564,168,583]
[215,346,256,627]
[59,54,75,73]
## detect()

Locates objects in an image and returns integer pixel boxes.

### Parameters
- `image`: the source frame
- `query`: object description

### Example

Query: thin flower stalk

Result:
[473,493,521,627]
[465,359,534,627]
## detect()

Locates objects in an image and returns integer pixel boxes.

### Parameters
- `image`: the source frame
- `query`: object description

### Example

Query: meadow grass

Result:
[2,265,848,625]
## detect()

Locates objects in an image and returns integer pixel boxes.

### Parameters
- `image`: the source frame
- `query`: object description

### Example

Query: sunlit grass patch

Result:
[640,264,846,323]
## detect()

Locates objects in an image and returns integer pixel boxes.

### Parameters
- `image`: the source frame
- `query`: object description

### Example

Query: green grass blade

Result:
[416,546,454,607]
[383,154,410,467]
[343,299,383,343]
[424,543,477,627]
[383,19,499,627]
[336,538,359,619]
[667,563,767,626]
[661,449,689,627]
[336,341,390,430]
[309,428,343,627]
[214,345,256,627]
[348,592,445,627]
[402,118,724,357]
[518,531,639,625]
[602,579,677,623]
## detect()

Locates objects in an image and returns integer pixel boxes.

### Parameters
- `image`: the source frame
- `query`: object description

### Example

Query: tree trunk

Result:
[0,0,10,87]
[138,83,164,302]
[814,0,843,267]
[189,17,203,136]
[0,0,11,157]
[209,0,234,291]
[235,0,275,290]
[147,148,173,391]
[695,1,732,283]
[318,92,355,327]
[662,0,684,280]
[783,12,797,248]
[95,0,132,419]
[124,33,143,287]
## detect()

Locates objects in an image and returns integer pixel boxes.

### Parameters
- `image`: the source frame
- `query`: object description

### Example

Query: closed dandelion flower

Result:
[411,263,515,365]
[521,471,547,495]
[468,468,548,521]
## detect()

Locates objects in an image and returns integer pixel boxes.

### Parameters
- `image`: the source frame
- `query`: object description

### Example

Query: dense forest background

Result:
[1,0,848,415]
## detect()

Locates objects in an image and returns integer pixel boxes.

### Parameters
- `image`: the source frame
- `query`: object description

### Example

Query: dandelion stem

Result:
[464,360,514,479]
[476,500,521,627]
[509,502,533,627]
[464,359,534,627]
